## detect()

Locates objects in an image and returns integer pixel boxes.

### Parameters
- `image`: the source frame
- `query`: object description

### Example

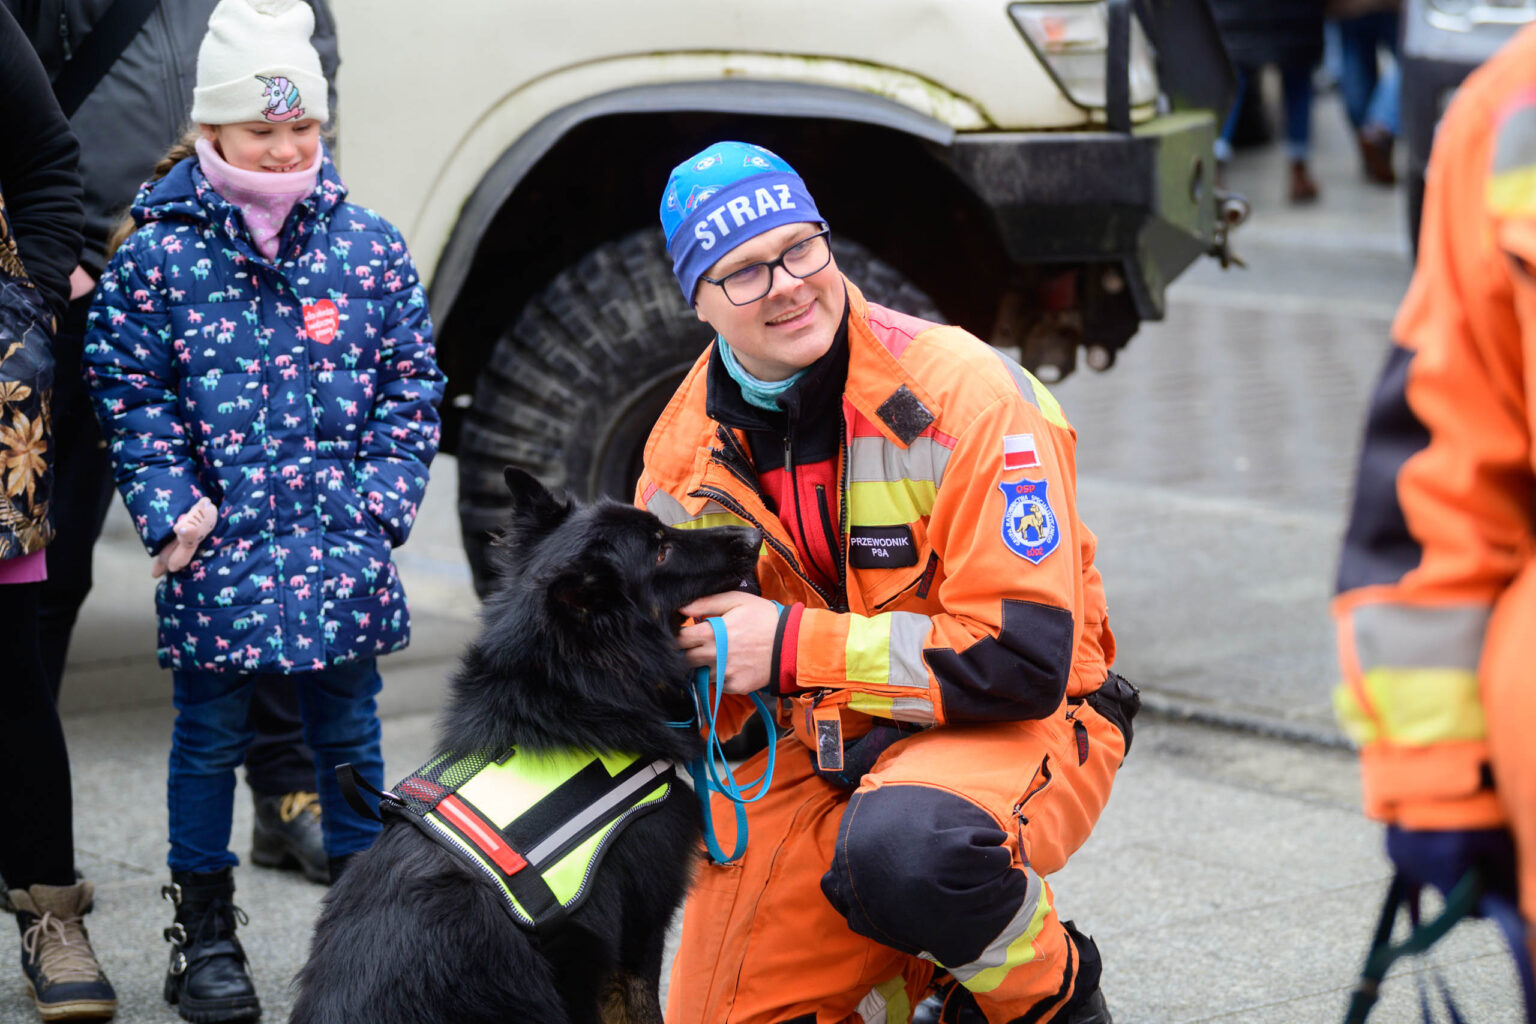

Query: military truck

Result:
[329,0,1242,592]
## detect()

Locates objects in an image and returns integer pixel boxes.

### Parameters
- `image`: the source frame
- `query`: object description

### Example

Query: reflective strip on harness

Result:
[390,748,674,932]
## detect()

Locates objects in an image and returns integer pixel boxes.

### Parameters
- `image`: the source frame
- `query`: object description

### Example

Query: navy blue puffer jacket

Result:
[84,148,444,673]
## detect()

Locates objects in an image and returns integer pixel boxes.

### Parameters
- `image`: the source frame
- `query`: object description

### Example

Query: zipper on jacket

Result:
[1012,754,1053,848]
[813,484,847,613]
[714,426,761,495]
[57,11,71,61]
[693,485,837,609]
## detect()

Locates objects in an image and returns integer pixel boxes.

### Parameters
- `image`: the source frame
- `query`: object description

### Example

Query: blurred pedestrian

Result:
[0,6,117,1021]
[1334,21,1536,990]
[1210,0,1328,202]
[1328,0,1401,185]
[4,0,343,889]
[82,0,443,1016]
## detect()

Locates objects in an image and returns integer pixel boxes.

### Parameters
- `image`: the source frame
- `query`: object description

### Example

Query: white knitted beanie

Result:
[190,0,328,126]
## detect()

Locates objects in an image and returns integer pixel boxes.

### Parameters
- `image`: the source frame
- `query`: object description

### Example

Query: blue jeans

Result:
[167,660,384,872]
[1216,63,1317,163]
[1337,10,1400,136]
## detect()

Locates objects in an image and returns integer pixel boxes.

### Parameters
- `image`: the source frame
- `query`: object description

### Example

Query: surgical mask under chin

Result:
[716,336,806,412]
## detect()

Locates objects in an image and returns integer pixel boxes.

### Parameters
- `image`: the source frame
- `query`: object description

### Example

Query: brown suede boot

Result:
[8,881,117,1021]
[1288,159,1320,203]
[1357,127,1397,185]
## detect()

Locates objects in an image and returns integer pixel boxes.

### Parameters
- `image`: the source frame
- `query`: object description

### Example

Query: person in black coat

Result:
[0,7,118,1021]
[1210,0,1328,202]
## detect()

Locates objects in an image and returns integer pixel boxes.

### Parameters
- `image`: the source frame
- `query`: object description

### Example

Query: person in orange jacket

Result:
[1333,23,1536,976]
[638,141,1140,1024]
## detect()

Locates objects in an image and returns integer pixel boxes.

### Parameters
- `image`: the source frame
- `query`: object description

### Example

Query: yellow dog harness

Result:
[374,747,675,933]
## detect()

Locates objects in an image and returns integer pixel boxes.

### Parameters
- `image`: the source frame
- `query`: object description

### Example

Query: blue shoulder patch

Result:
[998,478,1061,564]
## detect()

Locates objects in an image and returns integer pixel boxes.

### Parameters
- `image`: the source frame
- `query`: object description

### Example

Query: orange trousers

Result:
[666,699,1124,1024]
[1478,561,1536,966]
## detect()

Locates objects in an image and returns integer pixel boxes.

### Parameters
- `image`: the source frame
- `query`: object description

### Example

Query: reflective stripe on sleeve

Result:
[1336,603,1491,746]
[936,866,1049,993]
[992,351,1068,429]
[845,611,932,689]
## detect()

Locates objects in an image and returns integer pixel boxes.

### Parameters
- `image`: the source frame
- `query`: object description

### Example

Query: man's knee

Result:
[821,783,1029,967]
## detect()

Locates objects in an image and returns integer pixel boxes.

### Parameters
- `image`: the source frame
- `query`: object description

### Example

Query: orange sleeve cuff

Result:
[1359,740,1508,829]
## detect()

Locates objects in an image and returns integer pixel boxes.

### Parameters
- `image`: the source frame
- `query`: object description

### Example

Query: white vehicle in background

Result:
[330,0,1243,592]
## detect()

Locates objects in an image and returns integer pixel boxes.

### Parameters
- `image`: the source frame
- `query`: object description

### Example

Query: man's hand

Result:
[677,591,781,694]
[151,498,218,578]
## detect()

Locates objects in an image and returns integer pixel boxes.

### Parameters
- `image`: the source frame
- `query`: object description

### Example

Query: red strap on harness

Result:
[437,794,529,875]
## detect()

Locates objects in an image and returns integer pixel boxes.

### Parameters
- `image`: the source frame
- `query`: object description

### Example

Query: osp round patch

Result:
[998,478,1060,564]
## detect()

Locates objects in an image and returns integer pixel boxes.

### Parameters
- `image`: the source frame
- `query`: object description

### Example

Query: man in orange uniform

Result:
[638,141,1138,1024]
[1333,24,1536,976]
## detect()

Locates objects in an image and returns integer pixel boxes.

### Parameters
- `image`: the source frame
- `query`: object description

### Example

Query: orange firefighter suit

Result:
[1333,23,1536,959]
[637,280,1130,1023]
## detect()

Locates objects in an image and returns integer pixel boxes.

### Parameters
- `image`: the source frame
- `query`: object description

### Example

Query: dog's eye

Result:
[656,542,672,565]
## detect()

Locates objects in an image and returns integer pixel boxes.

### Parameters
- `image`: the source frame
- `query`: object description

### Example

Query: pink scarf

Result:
[195,137,321,260]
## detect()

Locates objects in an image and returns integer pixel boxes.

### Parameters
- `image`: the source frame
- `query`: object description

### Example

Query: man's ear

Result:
[503,467,571,536]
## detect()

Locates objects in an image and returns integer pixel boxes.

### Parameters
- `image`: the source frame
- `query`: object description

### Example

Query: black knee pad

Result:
[821,784,1028,967]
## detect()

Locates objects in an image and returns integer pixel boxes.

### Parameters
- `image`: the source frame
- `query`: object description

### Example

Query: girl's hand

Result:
[151,498,218,577]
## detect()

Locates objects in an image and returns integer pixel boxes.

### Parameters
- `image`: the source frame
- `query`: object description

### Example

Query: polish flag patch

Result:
[1003,433,1040,470]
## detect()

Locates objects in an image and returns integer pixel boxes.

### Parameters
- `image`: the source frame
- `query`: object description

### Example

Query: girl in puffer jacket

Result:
[81,2,443,1020]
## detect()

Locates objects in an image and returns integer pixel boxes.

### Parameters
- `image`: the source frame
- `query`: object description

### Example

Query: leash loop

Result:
[686,615,778,864]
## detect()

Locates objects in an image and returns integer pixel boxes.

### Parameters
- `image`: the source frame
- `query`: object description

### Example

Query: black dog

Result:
[289,468,760,1024]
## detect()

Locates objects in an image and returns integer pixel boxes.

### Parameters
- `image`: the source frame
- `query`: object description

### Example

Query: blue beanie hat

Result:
[659,141,823,303]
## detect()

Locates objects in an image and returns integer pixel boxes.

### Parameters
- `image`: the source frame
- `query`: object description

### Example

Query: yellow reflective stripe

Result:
[457,748,626,827]
[845,614,891,686]
[856,976,912,1024]
[1333,682,1378,746]
[849,479,936,525]
[1360,667,1486,745]
[1029,378,1068,430]
[848,692,894,717]
[945,871,1050,993]
[670,512,753,531]
[1488,164,1536,216]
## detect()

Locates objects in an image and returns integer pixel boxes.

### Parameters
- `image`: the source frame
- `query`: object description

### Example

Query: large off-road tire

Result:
[457,228,941,595]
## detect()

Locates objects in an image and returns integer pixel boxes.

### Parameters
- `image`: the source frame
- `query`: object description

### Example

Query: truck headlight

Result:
[1009,1,1158,110]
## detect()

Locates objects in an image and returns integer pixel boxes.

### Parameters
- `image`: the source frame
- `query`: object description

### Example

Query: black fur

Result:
[289,468,760,1024]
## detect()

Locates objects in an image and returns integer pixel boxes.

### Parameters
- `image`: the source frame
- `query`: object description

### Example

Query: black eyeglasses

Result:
[699,229,833,306]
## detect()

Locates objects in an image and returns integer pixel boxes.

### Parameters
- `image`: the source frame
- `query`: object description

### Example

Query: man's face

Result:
[200,120,321,173]
[693,221,843,381]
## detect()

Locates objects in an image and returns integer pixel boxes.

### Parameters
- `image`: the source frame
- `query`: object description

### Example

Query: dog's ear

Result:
[503,467,571,534]
[546,558,624,623]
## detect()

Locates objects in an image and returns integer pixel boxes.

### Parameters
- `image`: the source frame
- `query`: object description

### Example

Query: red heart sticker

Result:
[302,299,339,345]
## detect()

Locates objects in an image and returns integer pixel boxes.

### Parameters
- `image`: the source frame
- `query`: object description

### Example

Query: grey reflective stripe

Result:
[993,349,1041,410]
[1493,101,1536,174]
[645,489,691,526]
[889,611,932,690]
[524,759,672,866]
[849,435,953,490]
[941,866,1043,983]
[1352,603,1491,672]
[889,698,936,725]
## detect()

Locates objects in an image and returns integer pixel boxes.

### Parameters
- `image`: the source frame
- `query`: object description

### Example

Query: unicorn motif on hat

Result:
[256,75,306,122]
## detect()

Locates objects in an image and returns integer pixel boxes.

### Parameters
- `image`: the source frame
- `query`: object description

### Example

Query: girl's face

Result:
[200,120,320,173]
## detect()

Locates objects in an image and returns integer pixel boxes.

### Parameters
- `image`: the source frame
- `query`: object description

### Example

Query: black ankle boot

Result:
[161,868,260,1022]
